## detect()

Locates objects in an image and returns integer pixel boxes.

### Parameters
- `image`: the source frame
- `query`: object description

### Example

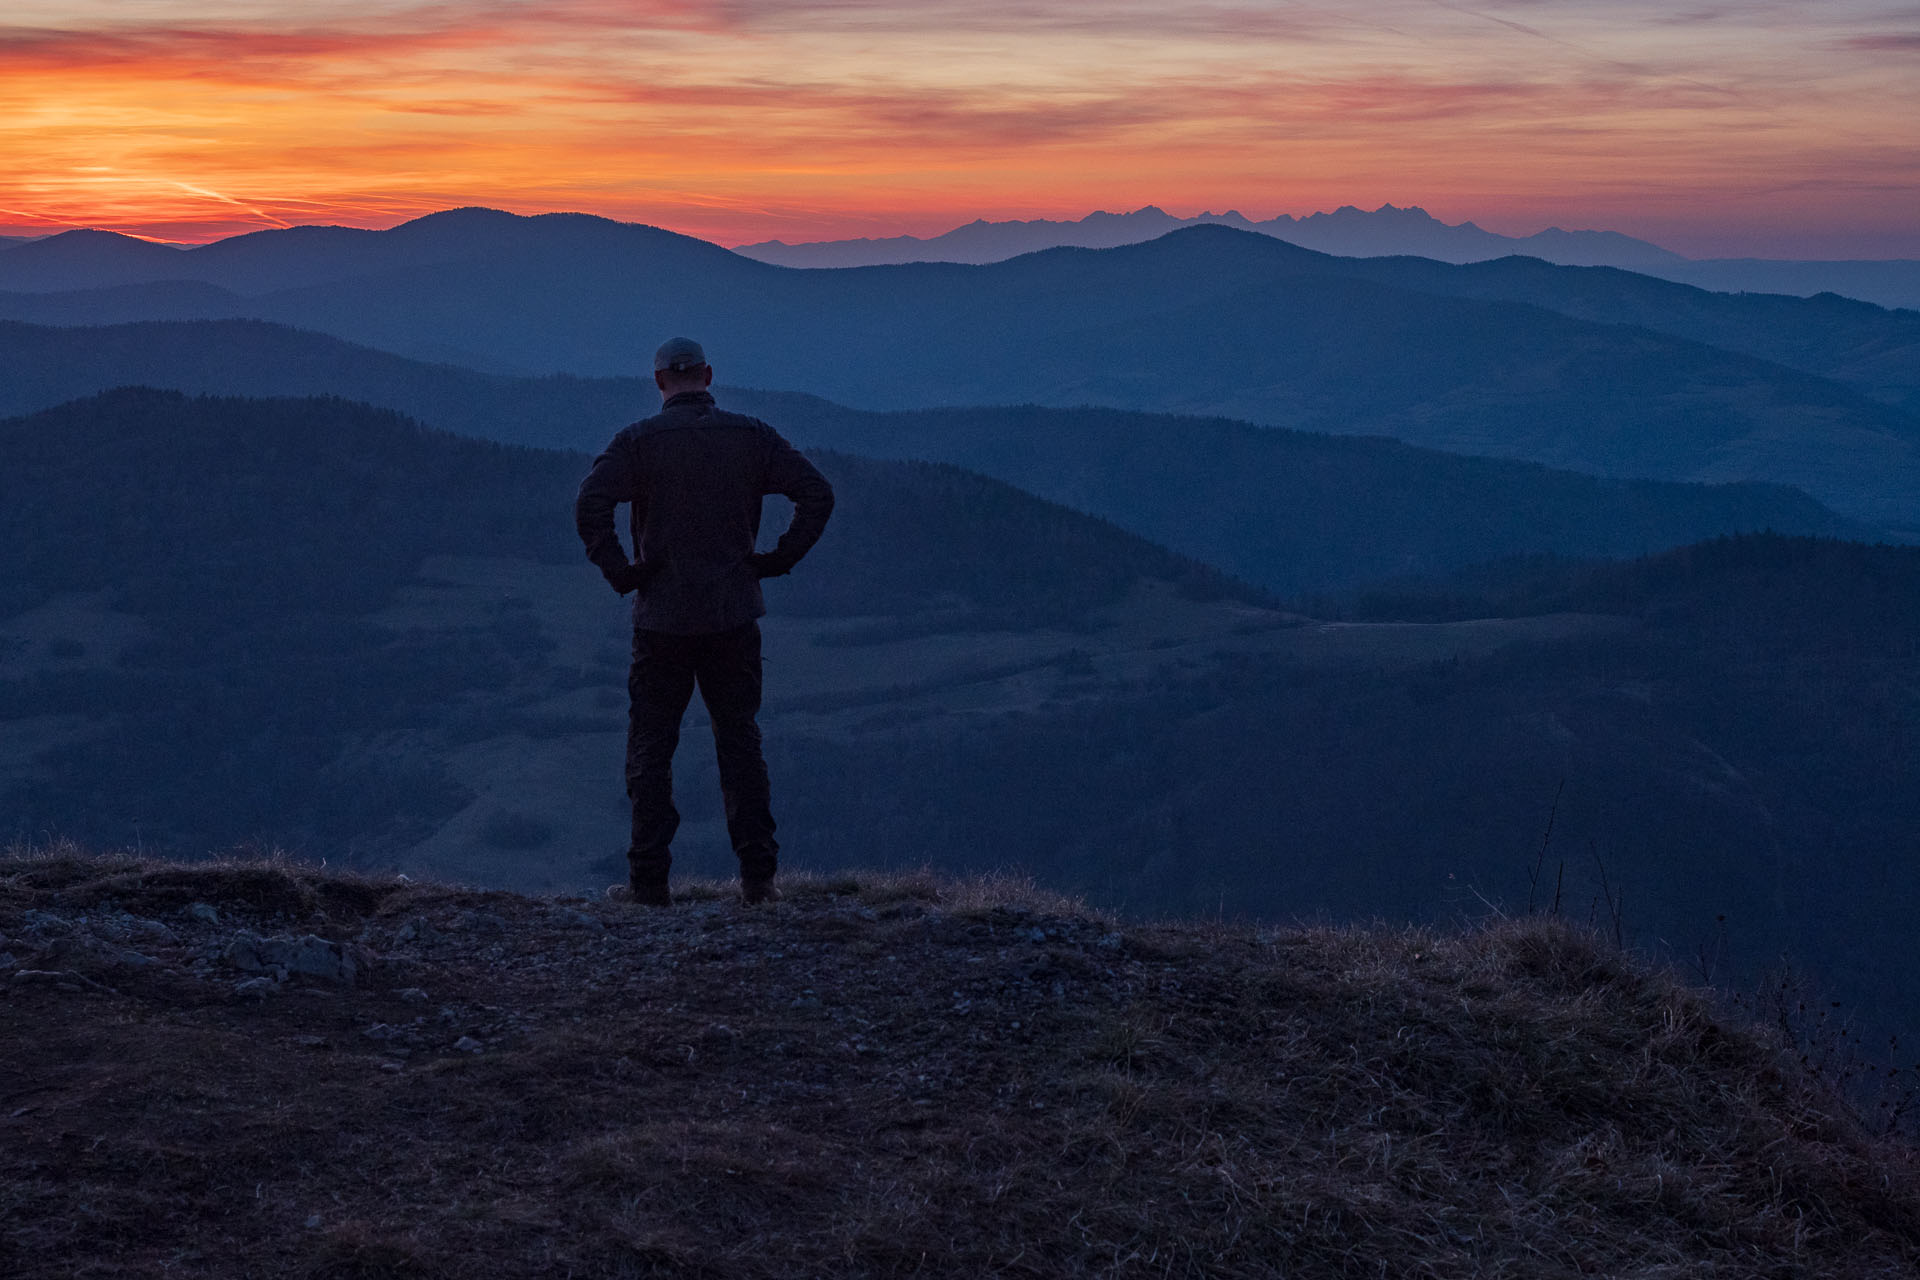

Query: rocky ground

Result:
[3,846,1918,1278]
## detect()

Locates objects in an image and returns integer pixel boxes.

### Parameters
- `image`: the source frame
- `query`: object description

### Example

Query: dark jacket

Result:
[574,390,835,635]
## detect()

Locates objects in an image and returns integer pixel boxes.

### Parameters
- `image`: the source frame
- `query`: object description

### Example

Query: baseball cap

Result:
[654,336,708,372]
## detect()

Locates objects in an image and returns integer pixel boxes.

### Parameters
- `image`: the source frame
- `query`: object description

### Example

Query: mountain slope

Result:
[1646,258,1920,315]
[730,393,1857,598]
[0,229,187,291]
[0,319,1861,595]
[1309,253,1920,412]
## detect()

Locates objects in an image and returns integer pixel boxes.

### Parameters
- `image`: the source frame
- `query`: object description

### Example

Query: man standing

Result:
[575,337,834,906]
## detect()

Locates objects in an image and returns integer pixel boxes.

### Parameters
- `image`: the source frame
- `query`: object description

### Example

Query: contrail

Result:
[1418,0,1740,98]
[172,181,294,227]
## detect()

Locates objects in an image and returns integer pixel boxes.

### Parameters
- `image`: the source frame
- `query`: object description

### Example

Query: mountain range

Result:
[12,206,1919,310]
[731,204,1920,313]
[734,203,1688,270]
[1,211,1915,525]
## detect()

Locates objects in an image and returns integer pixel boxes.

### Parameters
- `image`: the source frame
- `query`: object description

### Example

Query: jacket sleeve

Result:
[574,431,642,583]
[759,429,835,572]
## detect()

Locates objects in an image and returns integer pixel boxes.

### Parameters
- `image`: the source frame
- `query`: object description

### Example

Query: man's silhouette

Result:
[575,337,834,906]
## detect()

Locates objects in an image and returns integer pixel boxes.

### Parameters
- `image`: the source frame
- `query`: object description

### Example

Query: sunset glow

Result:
[3,1,1917,256]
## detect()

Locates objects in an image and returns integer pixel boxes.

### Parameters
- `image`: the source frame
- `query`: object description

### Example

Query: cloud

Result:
[1,0,1914,253]
[1836,33,1920,51]
[0,21,504,78]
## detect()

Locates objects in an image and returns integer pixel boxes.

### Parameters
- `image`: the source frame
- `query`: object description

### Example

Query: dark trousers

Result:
[625,620,777,884]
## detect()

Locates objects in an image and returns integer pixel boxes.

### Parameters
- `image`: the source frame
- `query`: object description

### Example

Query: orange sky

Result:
[3,1,1918,257]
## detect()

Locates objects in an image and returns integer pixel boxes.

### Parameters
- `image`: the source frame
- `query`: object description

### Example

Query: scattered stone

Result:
[553,908,603,932]
[0,952,16,969]
[185,902,220,925]
[38,935,155,972]
[451,909,508,935]
[396,987,430,1002]
[19,910,73,937]
[453,1035,484,1053]
[232,976,275,998]
[224,931,367,985]
[122,916,176,944]
[304,1214,322,1230]
[394,918,443,945]
[293,1035,330,1049]
[378,1061,404,1074]
[362,1023,403,1041]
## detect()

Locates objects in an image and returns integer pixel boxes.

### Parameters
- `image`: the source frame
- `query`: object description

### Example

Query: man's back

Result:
[575,388,834,635]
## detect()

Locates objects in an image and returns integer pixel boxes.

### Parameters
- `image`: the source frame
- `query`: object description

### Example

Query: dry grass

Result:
[2,843,1916,1278]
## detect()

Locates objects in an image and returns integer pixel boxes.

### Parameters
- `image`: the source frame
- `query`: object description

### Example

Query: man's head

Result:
[654,336,713,397]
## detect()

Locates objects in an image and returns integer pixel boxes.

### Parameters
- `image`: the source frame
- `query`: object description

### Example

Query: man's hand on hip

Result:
[747,552,792,579]
[606,560,659,595]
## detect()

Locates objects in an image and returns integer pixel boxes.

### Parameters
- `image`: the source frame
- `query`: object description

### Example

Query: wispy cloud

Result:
[1836,32,1920,50]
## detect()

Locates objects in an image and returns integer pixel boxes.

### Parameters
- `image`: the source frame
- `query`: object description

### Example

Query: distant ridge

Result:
[8,206,1916,308]
[0,207,733,297]
[734,203,1687,270]
[734,205,1920,309]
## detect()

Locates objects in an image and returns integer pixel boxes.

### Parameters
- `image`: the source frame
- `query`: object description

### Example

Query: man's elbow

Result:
[574,497,616,552]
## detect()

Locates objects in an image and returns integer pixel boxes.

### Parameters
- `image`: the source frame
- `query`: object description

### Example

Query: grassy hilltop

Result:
[3,848,1917,1278]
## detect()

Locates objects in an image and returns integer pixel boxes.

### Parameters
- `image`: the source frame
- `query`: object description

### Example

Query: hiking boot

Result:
[606,880,672,907]
[740,877,781,907]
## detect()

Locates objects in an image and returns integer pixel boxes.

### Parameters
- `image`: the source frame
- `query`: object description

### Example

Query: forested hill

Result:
[725,393,1862,598]
[0,319,1864,596]
[0,387,1248,625]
